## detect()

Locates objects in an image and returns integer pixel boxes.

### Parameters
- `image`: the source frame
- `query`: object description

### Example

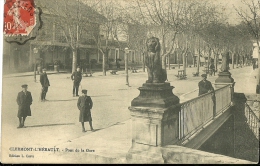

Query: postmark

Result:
[4,0,42,44]
[4,0,36,36]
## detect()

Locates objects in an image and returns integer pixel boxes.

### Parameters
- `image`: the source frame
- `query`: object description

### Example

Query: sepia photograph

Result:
[1,0,259,164]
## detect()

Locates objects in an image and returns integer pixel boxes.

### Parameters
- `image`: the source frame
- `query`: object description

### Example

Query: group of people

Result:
[16,65,217,131]
[16,67,94,132]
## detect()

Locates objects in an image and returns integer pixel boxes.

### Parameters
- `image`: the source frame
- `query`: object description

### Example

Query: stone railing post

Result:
[215,68,235,101]
[126,83,180,163]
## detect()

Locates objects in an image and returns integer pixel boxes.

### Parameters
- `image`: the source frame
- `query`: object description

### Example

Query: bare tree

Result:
[37,0,105,73]
[234,0,260,94]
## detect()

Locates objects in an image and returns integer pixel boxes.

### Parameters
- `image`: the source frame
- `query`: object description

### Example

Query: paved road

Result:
[1,65,257,155]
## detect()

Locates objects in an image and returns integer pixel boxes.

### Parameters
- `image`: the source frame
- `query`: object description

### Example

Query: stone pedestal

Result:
[215,71,234,88]
[215,71,235,104]
[131,83,179,108]
[126,83,180,163]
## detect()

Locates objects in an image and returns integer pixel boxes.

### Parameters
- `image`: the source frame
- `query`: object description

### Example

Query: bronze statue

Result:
[145,37,167,83]
[221,51,230,72]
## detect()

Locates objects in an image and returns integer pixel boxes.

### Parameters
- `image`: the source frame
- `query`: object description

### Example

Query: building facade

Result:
[3,0,145,74]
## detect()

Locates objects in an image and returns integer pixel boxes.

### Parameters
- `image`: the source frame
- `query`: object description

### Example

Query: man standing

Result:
[77,89,94,132]
[198,74,214,96]
[209,63,215,76]
[16,84,33,128]
[71,67,82,97]
[40,68,50,102]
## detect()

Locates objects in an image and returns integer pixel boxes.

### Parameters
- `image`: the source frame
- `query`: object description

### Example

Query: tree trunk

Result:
[236,53,239,67]
[232,53,235,69]
[162,55,167,70]
[142,52,145,72]
[197,55,200,74]
[215,54,218,72]
[257,47,260,88]
[193,56,196,67]
[72,49,77,73]
[257,42,260,95]
[183,52,186,75]
[125,52,129,85]
[168,55,171,70]
[197,40,200,74]
[177,51,180,69]
[208,48,211,73]
[102,52,106,76]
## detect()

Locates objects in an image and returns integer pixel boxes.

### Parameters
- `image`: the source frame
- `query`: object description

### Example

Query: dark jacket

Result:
[16,91,33,117]
[77,95,93,122]
[40,73,50,87]
[209,64,215,71]
[198,80,214,96]
[77,95,93,111]
[71,71,82,86]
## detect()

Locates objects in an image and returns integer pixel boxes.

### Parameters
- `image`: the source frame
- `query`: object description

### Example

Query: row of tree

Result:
[40,0,258,84]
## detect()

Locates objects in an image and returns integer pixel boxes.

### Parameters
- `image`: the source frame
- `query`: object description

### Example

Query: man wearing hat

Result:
[40,68,50,101]
[16,84,33,128]
[71,67,82,97]
[198,74,214,96]
[77,89,94,132]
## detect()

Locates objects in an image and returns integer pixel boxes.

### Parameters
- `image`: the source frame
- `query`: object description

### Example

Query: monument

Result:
[127,37,180,163]
[215,51,234,88]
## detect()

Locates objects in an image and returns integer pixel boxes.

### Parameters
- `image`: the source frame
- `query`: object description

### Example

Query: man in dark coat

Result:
[40,68,50,102]
[77,89,94,132]
[209,63,215,76]
[198,74,214,96]
[16,84,33,128]
[71,67,82,97]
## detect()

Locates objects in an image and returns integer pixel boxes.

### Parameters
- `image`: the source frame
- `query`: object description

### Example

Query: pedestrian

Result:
[198,74,214,96]
[116,61,120,69]
[16,84,33,128]
[77,89,94,132]
[71,67,82,97]
[40,68,50,102]
[253,59,256,70]
[209,63,215,76]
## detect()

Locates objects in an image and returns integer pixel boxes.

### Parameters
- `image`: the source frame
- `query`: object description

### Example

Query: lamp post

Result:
[125,47,129,86]
[33,47,38,82]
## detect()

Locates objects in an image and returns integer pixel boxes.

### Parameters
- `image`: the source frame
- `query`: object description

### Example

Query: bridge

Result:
[178,84,234,148]
[127,74,259,164]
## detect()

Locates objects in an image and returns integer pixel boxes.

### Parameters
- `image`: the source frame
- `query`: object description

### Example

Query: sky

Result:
[210,0,251,25]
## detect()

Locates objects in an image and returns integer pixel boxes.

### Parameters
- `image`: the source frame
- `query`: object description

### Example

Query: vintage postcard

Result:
[1,0,259,164]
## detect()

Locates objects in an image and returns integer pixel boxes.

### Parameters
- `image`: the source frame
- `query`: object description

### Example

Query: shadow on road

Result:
[46,99,78,102]
[25,123,75,128]
[91,95,112,97]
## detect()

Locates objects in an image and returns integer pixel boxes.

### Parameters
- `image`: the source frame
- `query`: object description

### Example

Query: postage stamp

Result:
[4,0,36,36]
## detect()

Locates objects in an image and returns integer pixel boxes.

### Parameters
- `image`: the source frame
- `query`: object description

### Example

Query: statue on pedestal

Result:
[220,52,230,72]
[215,51,234,86]
[145,37,167,83]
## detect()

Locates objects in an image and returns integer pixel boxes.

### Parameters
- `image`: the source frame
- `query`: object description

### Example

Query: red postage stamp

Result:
[4,0,36,36]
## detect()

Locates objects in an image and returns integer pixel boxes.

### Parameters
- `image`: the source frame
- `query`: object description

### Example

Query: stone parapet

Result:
[161,145,255,164]
[127,82,180,163]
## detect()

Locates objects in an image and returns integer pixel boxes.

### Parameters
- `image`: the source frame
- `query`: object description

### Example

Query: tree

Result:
[36,0,105,73]
[234,0,260,94]
[85,0,129,76]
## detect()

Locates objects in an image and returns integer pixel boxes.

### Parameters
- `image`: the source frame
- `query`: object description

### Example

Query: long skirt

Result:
[79,109,92,122]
